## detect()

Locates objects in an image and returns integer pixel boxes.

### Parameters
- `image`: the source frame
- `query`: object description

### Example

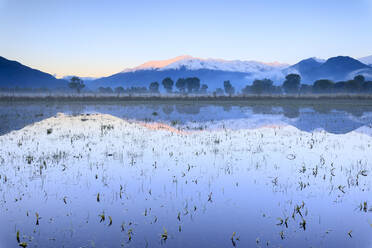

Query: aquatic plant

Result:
[161,227,168,241]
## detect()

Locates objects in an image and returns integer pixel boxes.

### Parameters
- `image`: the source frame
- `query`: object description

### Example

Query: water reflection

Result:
[1,100,372,135]
[0,113,371,247]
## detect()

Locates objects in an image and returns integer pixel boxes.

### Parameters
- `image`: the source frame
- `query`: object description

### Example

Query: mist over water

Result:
[1,100,372,135]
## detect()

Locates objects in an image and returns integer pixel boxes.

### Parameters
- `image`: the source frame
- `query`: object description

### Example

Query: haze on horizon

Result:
[0,0,371,78]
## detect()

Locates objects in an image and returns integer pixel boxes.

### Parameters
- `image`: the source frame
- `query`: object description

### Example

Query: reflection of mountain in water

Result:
[175,104,201,115]
[291,110,366,134]
[0,101,372,135]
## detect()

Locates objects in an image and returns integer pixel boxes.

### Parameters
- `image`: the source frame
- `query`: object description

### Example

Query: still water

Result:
[0,100,372,248]
[1,100,372,134]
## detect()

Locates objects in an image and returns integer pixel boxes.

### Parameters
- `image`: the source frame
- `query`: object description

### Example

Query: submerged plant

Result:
[208,192,212,202]
[300,219,306,231]
[128,229,133,241]
[277,217,289,228]
[19,242,28,248]
[161,227,168,241]
[230,232,239,247]
[338,185,346,194]
[99,213,105,223]
[35,212,40,225]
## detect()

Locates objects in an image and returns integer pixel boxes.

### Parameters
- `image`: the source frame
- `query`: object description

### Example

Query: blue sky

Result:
[0,0,371,77]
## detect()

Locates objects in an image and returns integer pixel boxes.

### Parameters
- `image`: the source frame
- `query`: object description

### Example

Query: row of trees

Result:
[94,77,209,95]
[64,74,372,95]
[0,87,53,93]
[240,74,372,95]
[160,77,208,93]
[3,74,371,94]
[98,86,148,94]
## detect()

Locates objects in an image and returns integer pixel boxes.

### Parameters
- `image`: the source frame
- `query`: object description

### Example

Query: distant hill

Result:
[359,55,372,66]
[288,56,372,83]
[285,58,324,83]
[0,56,68,89]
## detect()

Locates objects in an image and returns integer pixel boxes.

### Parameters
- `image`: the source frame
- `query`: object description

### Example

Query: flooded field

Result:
[0,100,372,247]
[1,100,372,135]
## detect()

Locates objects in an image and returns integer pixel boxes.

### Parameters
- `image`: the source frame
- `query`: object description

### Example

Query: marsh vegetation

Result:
[0,101,371,247]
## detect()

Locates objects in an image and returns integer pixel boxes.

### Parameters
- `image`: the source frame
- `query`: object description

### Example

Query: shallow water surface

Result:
[0,101,372,248]
[1,100,372,134]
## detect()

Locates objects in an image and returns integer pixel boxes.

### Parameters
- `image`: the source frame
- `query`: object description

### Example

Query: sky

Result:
[0,0,372,78]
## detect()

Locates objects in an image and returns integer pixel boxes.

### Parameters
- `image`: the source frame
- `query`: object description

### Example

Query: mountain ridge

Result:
[122,55,289,73]
[1,55,372,90]
[288,56,372,83]
[359,55,372,66]
[0,56,68,89]
[91,55,372,89]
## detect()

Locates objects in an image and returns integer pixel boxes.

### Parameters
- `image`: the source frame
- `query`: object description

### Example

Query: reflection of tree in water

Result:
[316,105,372,118]
[222,104,232,112]
[2,101,372,136]
[69,103,85,116]
[148,104,160,112]
[282,105,300,118]
[162,104,174,115]
[252,105,274,115]
[312,104,332,114]
[175,104,201,115]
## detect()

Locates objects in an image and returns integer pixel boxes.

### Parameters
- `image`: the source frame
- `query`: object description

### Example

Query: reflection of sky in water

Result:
[0,113,371,247]
[1,101,372,135]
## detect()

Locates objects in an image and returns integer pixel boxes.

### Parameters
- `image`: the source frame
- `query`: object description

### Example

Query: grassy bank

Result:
[2,93,372,103]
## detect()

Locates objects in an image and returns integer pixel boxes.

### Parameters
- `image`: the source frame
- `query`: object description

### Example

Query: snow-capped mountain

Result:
[159,56,289,72]
[122,55,194,72]
[111,55,289,89]
[359,55,372,66]
[89,55,372,90]
[90,56,289,90]
[123,55,288,73]
[311,57,326,63]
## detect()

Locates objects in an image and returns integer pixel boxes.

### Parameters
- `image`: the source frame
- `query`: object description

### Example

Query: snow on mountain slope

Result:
[359,55,372,66]
[311,57,326,63]
[161,57,288,72]
[123,55,289,74]
[122,55,194,72]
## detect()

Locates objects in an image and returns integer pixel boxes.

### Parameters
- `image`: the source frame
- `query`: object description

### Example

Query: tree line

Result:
[95,77,209,94]
[95,74,372,95]
[3,74,371,95]
[240,74,372,95]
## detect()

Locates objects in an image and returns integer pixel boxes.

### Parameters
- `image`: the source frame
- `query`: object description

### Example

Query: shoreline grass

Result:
[2,93,372,103]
